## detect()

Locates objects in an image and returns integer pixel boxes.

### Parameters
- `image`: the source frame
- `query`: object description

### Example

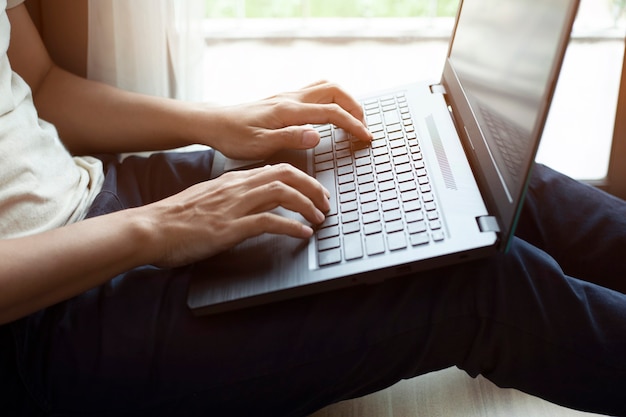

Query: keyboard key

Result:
[355,156,371,167]
[338,173,354,185]
[315,169,338,216]
[375,163,392,174]
[385,219,404,233]
[379,180,395,192]
[337,156,353,167]
[401,190,419,202]
[344,233,364,260]
[339,182,356,194]
[342,211,359,224]
[383,210,402,223]
[337,165,354,176]
[315,153,333,163]
[359,182,376,194]
[365,234,386,256]
[318,236,340,251]
[380,189,398,202]
[315,161,334,172]
[407,221,427,234]
[354,147,371,159]
[362,211,381,224]
[357,173,375,185]
[369,123,384,134]
[315,137,333,155]
[356,165,373,176]
[432,230,445,242]
[374,154,391,165]
[360,192,378,204]
[343,221,361,235]
[399,181,416,193]
[388,131,404,141]
[391,147,408,157]
[336,141,351,151]
[373,146,389,157]
[367,113,382,126]
[410,232,430,247]
[406,211,425,223]
[430,220,442,230]
[381,199,400,212]
[387,123,403,133]
[361,201,379,214]
[341,201,358,213]
[318,226,339,240]
[339,191,357,204]
[364,222,383,235]
[397,173,414,184]
[387,232,407,251]
[321,215,339,228]
[427,211,440,221]
[372,131,386,141]
[394,155,410,165]
[319,248,342,266]
[395,163,412,174]
[334,128,349,142]
[404,200,421,212]
[389,138,405,149]
[377,171,394,183]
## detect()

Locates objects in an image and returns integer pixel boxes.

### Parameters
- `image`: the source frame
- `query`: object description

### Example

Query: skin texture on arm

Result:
[1,5,371,324]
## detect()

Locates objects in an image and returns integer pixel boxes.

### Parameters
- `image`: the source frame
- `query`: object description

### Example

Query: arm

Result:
[1,6,364,324]
[8,4,371,157]
[0,164,329,325]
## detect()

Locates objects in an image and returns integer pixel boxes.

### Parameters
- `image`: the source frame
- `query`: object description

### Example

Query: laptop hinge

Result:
[429,84,447,95]
[476,216,500,233]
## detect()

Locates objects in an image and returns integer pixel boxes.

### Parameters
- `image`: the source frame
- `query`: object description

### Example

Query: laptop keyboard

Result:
[313,92,445,267]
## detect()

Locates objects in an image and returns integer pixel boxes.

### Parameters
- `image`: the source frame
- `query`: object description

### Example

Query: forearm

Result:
[33,65,212,155]
[0,208,156,325]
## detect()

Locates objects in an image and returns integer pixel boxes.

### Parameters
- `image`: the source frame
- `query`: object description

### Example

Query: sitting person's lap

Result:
[6,153,626,416]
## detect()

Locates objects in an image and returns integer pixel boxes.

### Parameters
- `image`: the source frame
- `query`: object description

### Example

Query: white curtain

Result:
[87,0,205,101]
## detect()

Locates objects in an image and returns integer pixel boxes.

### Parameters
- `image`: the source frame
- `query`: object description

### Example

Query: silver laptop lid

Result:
[441,0,580,250]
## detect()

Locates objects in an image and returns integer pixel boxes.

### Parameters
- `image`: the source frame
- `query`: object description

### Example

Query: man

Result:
[1,1,625,416]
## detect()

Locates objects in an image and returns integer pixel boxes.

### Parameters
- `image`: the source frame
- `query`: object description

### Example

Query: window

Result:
[202,0,626,184]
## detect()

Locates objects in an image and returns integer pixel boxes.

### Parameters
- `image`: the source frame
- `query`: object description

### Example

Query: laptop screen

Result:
[445,0,577,247]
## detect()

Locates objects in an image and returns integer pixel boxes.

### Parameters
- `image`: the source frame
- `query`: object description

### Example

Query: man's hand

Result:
[142,163,330,267]
[202,81,373,160]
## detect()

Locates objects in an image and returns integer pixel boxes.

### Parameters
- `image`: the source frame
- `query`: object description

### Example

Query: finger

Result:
[232,212,314,241]
[279,102,372,143]
[240,164,330,214]
[263,125,321,150]
[300,82,367,125]
[239,178,327,225]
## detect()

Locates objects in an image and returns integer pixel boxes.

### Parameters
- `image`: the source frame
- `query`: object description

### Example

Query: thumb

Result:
[271,126,320,150]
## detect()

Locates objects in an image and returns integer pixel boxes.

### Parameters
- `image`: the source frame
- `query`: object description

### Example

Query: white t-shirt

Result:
[0,0,104,238]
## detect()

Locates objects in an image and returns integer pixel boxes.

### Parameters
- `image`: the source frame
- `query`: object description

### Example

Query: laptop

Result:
[187,0,580,315]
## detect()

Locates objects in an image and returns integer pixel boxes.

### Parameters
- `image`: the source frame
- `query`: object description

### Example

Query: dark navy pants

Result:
[2,150,626,416]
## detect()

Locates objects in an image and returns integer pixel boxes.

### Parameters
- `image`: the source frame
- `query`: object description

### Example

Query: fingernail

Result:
[315,209,326,224]
[302,130,320,148]
[301,225,314,238]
